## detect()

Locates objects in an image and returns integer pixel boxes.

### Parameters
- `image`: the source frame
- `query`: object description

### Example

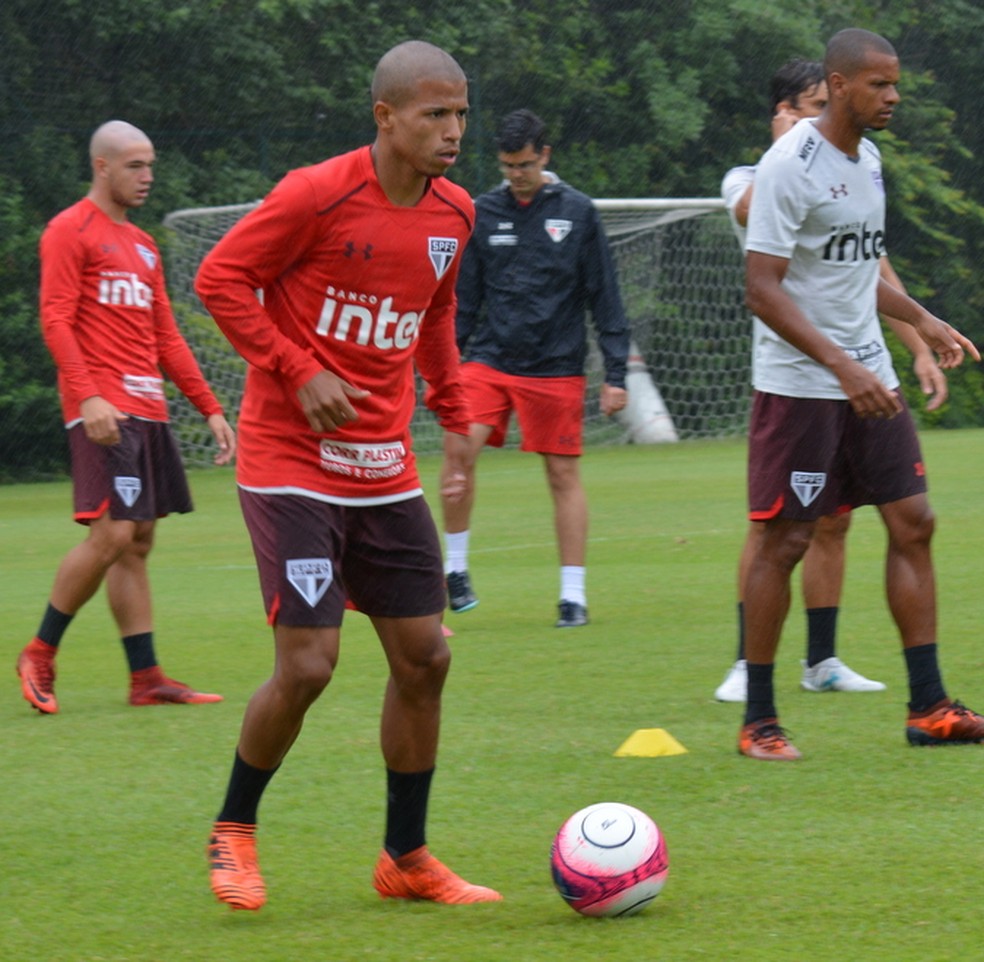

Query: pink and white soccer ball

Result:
[550,801,669,917]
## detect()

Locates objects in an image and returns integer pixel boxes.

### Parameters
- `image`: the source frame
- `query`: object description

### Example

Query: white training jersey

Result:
[721,163,771,386]
[744,118,898,399]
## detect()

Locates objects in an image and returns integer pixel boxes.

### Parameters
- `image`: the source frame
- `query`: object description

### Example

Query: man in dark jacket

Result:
[440,109,629,627]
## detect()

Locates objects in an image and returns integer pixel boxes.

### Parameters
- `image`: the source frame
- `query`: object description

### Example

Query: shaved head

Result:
[824,28,897,78]
[371,40,466,107]
[89,120,152,165]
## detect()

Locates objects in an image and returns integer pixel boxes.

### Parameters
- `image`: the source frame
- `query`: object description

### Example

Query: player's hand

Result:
[770,107,800,141]
[297,371,371,433]
[912,354,948,412]
[80,396,128,445]
[206,413,236,465]
[913,313,981,370]
[834,358,902,420]
[600,384,628,417]
[440,431,474,503]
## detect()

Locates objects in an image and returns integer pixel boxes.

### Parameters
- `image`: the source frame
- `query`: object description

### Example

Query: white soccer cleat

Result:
[800,657,886,693]
[714,659,747,702]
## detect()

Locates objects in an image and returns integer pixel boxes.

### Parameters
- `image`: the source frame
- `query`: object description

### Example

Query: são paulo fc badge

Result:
[286,558,333,608]
[790,471,826,507]
[135,243,157,270]
[428,237,458,280]
[545,218,573,242]
[114,476,142,508]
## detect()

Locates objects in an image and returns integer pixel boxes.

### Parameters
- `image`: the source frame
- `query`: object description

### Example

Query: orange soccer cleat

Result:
[373,846,502,904]
[906,698,984,746]
[208,821,266,911]
[738,717,802,761]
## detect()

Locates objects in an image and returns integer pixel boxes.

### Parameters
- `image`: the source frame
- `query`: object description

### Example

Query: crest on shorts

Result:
[286,558,333,608]
[545,219,572,243]
[114,475,142,508]
[428,237,458,280]
[790,471,826,507]
[135,243,157,270]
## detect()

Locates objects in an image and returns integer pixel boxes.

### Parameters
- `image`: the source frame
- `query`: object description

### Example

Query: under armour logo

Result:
[344,241,373,259]
[830,184,849,199]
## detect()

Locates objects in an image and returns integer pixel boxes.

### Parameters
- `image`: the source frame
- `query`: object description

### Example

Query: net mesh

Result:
[162,198,751,465]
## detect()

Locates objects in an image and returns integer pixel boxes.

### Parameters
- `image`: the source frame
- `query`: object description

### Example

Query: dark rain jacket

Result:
[455,178,629,387]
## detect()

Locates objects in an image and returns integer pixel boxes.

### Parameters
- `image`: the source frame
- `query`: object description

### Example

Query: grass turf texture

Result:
[3,433,983,962]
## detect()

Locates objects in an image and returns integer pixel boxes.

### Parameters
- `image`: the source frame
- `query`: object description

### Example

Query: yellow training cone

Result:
[614,728,688,757]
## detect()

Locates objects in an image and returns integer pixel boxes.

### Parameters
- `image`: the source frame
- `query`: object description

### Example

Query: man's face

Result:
[840,52,901,130]
[386,77,469,178]
[103,141,155,209]
[790,80,829,118]
[498,145,551,203]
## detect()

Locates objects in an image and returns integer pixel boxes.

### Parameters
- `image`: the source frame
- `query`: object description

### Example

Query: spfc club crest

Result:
[114,476,142,508]
[790,471,826,507]
[286,558,334,608]
[428,237,459,280]
[545,218,573,243]
[135,243,157,270]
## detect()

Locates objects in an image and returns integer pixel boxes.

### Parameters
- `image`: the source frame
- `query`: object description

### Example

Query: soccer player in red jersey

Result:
[196,40,501,910]
[15,120,235,716]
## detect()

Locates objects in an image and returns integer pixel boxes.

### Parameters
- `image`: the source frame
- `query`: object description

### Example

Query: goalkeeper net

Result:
[162,198,751,466]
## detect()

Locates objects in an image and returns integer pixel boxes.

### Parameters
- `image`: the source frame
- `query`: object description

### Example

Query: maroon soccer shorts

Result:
[747,390,927,521]
[461,361,586,455]
[238,490,446,626]
[69,419,193,524]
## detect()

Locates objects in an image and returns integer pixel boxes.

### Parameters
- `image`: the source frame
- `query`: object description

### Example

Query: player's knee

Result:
[896,503,936,548]
[283,654,335,702]
[392,639,451,694]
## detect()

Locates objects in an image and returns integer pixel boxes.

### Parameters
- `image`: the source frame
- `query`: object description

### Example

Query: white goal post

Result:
[162,198,751,466]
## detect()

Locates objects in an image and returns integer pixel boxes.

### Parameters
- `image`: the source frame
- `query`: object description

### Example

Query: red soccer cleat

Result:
[129,666,223,706]
[16,640,59,714]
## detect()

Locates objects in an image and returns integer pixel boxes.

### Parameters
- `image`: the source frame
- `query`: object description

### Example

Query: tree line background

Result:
[2,0,983,481]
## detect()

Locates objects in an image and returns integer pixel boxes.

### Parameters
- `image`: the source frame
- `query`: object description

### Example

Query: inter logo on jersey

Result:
[790,471,826,507]
[135,243,157,270]
[114,476,142,508]
[286,558,333,608]
[545,219,573,243]
[428,237,459,280]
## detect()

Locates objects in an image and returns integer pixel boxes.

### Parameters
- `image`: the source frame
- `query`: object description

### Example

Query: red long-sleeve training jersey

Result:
[40,198,222,426]
[195,146,474,505]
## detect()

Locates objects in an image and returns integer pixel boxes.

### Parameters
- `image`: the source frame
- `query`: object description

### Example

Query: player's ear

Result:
[373,100,393,131]
[540,145,552,166]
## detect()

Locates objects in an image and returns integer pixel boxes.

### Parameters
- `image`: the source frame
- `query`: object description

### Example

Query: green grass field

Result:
[3,433,982,962]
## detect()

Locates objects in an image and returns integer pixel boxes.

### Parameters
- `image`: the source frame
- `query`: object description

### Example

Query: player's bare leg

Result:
[371,613,500,903]
[799,512,885,693]
[441,424,491,613]
[739,519,812,760]
[544,453,589,627]
[878,494,936,651]
[17,514,135,714]
[209,625,339,911]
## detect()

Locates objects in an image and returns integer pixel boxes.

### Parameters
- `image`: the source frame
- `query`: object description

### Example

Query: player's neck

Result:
[370,145,429,207]
[86,187,129,224]
[813,115,863,159]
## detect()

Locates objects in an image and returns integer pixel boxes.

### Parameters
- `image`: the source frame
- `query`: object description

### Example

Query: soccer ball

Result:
[550,801,669,917]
